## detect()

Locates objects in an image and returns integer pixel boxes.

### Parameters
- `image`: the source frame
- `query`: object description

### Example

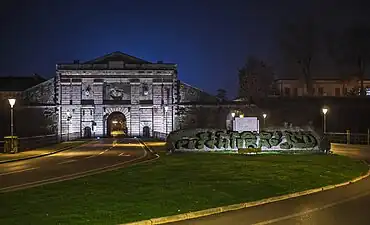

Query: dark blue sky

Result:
[0,0,369,98]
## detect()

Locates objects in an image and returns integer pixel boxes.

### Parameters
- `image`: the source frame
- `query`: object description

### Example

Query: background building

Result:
[274,78,370,97]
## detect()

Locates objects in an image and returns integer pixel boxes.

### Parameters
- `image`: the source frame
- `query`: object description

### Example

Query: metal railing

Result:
[0,132,81,153]
[326,131,370,145]
[153,131,168,141]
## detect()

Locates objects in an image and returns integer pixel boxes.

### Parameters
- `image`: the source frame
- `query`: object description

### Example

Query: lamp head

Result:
[263,113,267,119]
[231,112,235,118]
[322,107,328,115]
[8,99,16,108]
[164,106,169,111]
[239,114,244,118]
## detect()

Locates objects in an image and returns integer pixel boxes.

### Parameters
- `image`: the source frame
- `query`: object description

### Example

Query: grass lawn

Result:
[0,140,88,163]
[0,153,368,225]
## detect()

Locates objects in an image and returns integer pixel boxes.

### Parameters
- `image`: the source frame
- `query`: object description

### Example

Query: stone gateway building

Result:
[56,51,180,138]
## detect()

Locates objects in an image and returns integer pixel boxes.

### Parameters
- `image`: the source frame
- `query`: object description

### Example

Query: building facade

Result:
[275,78,370,97]
[56,51,178,138]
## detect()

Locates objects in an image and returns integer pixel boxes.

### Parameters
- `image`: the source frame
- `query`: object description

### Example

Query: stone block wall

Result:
[22,78,55,104]
[178,81,218,103]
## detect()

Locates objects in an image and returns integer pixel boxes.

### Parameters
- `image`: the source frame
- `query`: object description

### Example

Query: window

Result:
[284,87,290,96]
[166,88,170,103]
[335,88,341,96]
[318,87,324,96]
[142,84,149,96]
[293,88,298,96]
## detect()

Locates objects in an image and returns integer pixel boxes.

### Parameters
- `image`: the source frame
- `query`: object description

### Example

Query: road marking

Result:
[0,167,39,176]
[252,190,370,225]
[84,143,117,159]
[57,159,77,165]
[0,138,152,192]
[119,152,131,157]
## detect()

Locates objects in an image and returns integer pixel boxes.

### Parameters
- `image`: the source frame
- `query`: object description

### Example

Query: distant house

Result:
[273,78,370,97]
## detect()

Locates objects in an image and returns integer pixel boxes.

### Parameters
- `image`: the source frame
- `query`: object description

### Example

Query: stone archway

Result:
[107,112,127,137]
[104,107,131,137]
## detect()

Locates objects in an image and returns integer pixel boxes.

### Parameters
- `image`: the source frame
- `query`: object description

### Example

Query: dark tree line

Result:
[237,18,370,100]
[279,18,370,96]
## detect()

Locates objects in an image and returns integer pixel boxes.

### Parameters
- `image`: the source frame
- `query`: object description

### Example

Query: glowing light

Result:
[322,107,328,115]
[164,106,169,111]
[239,114,244,118]
[263,113,267,119]
[8,99,16,108]
[112,120,118,124]
[231,112,235,118]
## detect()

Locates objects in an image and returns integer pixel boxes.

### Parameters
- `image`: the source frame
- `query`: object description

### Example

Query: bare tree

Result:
[216,89,227,101]
[327,24,370,96]
[280,19,316,96]
[238,56,274,101]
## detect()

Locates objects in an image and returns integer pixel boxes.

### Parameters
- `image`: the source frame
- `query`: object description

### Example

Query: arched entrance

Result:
[107,112,127,137]
[83,127,92,138]
[143,126,150,138]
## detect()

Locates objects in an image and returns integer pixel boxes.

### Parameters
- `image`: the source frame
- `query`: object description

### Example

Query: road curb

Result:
[120,168,370,225]
[0,140,93,164]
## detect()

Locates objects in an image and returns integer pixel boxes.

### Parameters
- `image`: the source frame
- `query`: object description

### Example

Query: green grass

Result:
[0,153,368,225]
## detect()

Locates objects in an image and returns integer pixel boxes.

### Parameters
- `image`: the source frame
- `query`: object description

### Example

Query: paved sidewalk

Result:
[0,140,88,163]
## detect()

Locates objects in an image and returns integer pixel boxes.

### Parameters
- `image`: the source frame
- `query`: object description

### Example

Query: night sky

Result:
[1,0,369,98]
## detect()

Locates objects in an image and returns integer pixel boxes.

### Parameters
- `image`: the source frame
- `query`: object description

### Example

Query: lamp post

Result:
[8,99,16,153]
[231,112,235,130]
[66,111,72,141]
[322,107,328,133]
[262,113,267,129]
[164,106,169,134]
[8,99,16,137]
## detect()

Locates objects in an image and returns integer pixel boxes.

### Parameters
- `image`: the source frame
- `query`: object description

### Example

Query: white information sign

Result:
[233,117,259,132]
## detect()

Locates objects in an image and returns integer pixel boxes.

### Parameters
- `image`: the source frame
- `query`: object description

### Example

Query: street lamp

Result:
[262,113,267,128]
[164,106,169,134]
[8,99,16,137]
[230,112,236,130]
[239,114,244,118]
[8,99,16,153]
[322,107,328,133]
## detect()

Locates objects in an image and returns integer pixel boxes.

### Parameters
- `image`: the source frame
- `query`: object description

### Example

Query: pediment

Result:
[85,51,150,64]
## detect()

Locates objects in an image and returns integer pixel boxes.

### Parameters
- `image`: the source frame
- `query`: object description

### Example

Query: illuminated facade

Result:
[56,51,178,138]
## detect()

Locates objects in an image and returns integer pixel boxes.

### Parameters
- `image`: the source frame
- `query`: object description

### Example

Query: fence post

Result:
[368,128,369,145]
[346,130,350,144]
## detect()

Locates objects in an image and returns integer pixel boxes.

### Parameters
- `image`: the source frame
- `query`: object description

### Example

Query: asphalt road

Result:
[169,154,370,225]
[0,137,152,192]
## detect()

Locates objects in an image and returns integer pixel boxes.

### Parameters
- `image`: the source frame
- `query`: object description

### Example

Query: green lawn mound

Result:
[0,153,368,225]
